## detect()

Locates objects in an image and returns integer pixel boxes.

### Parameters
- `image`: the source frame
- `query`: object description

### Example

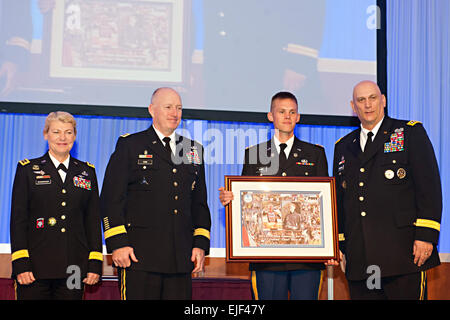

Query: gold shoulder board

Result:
[87,162,95,168]
[407,120,422,126]
[120,133,130,138]
[19,159,30,166]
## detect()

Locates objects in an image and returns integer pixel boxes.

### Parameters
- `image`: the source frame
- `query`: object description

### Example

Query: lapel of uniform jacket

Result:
[359,117,393,166]
[146,125,174,165]
[261,139,278,170]
[284,137,303,170]
[347,128,362,161]
[267,139,276,162]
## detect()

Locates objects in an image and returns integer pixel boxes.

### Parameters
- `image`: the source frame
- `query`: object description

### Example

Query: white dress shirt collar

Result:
[152,125,176,153]
[360,116,384,151]
[273,135,295,157]
[48,152,70,182]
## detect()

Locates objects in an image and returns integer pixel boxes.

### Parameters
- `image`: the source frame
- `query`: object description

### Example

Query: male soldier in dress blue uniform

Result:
[332,80,442,299]
[100,87,211,300]
[220,91,328,300]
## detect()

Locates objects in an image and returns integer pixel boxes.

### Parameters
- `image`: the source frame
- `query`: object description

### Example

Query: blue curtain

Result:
[387,0,450,253]
[0,113,354,249]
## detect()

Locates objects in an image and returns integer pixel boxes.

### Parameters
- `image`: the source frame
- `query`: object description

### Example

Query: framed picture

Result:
[48,0,189,83]
[225,176,339,263]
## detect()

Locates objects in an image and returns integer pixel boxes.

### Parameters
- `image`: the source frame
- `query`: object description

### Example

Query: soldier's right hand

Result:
[112,246,138,268]
[218,187,234,206]
[16,271,35,285]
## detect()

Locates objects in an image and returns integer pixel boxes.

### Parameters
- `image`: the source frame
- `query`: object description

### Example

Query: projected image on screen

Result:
[57,2,172,70]
[0,0,378,117]
[50,0,183,82]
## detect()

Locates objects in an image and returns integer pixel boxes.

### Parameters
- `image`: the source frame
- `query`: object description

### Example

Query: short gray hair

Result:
[43,111,77,134]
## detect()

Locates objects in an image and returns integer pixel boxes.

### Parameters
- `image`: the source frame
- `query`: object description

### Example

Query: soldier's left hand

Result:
[83,272,100,285]
[191,248,205,273]
[413,240,433,267]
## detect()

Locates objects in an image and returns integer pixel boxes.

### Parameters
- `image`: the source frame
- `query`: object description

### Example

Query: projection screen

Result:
[0,0,382,121]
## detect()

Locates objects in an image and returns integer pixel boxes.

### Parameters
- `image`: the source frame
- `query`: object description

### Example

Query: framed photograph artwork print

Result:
[225,176,339,263]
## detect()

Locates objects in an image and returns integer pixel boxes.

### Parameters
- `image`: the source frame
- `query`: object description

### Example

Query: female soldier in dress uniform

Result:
[10,111,103,300]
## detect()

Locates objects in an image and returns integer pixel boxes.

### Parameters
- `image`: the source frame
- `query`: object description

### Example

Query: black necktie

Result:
[163,137,172,155]
[279,143,288,168]
[57,163,68,173]
[364,131,374,153]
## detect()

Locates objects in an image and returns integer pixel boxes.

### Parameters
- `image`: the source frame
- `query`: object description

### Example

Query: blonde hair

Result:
[43,111,77,134]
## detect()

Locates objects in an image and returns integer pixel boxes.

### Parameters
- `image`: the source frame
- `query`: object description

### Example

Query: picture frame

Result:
[225,176,339,263]
[47,0,190,84]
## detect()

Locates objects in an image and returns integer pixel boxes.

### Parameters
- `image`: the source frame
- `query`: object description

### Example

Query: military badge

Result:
[397,168,406,179]
[73,176,92,190]
[384,169,395,179]
[257,167,270,176]
[36,218,44,229]
[48,217,57,226]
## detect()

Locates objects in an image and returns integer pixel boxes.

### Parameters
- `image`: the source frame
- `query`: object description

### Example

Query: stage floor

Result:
[0,277,253,300]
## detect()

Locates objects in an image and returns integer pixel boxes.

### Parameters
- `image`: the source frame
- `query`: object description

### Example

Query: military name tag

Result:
[73,176,91,190]
[137,159,153,165]
[35,175,51,185]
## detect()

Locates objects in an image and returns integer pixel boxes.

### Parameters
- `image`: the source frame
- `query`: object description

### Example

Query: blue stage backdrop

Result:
[0,112,448,258]
[0,113,355,254]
